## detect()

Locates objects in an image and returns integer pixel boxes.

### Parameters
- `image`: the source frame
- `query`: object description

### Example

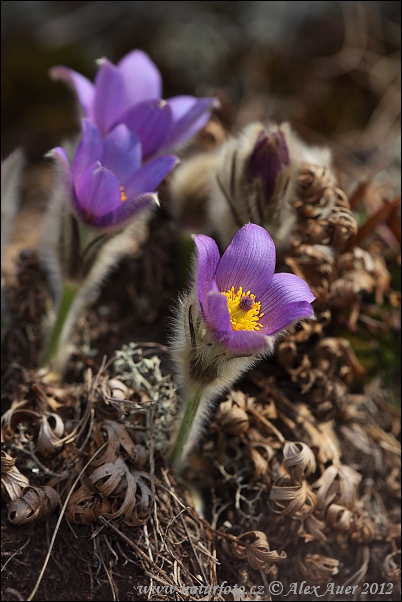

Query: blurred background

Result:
[2,1,400,185]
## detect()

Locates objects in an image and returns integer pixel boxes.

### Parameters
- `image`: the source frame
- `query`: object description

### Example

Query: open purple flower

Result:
[194,224,315,354]
[50,50,217,159]
[50,118,177,229]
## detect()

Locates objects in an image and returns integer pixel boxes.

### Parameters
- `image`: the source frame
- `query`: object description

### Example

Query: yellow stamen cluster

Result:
[120,185,127,202]
[222,286,264,331]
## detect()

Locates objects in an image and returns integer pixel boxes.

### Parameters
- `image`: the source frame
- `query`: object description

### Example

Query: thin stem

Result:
[42,280,79,372]
[168,392,202,470]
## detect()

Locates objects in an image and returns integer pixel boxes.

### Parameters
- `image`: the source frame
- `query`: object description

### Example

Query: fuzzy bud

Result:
[207,122,331,251]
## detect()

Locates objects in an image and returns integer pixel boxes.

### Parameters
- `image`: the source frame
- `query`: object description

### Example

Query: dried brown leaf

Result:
[302,513,327,542]
[65,486,111,525]
[385,467,401,499]
[90,455,152,526]
[1,451,30,501]
[219,406,249,435]
[346,195,401,250]
[283,441,316,480]
[36,413,65,457]
[286,245,335,303]
[326,503,355,534]
[232,531,286,572]
[315,338,366,380]
[350,512,376,544]
[297,553,339,585]
[313,464,362,511]
[268,476,316,517]
[8,485,59,524]
[385,523,401,541]
[1,403,40,443]
[382,551,401,588]
[92,420,147,468]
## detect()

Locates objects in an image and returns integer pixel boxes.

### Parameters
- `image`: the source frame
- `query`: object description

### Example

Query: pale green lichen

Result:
[113,343,179,452]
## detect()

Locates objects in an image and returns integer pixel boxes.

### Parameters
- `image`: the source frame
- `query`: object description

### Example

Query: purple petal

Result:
[47,146,82,217]
[214,329,272,354]
[120,100,172,159]
[205,282,232,332]
[117,50,162,104]
[49,66,94,119]
[163,97,217,149]
[75,163,121,223]
[259,272,315,321]
[261,301,315,335]
[215,224,276,300]
[124,155,178,198]
[93,59,126,135]
[91,193,157,229]
[194,235,220,317]
[102,124,142,183]
[73,119,103,182]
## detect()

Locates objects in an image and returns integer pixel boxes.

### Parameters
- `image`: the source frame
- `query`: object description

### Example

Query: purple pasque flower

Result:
[51,118,178,229]
[194,223,315,354]
[50,50,217,159]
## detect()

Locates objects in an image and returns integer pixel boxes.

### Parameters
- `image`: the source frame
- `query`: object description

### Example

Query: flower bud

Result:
[207,122,331,251]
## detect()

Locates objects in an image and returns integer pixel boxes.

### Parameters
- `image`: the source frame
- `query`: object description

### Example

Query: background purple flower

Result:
[50,50,217,159]
[194,224,315,353]
[51,119,177,229]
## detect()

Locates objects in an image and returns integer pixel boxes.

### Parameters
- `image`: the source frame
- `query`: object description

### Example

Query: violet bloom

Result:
[51,119,177,229]
[51,50,217,159]
[194,223,315,354]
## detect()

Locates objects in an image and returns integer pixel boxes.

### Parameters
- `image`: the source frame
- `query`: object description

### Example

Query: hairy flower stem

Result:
[42,280,79,377]
[168,391,202,470]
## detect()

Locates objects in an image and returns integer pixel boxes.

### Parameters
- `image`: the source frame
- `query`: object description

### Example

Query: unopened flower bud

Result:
[208,122,331,251]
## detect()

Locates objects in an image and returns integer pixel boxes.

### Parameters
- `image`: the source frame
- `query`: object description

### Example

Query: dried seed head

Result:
[296,164,337,202]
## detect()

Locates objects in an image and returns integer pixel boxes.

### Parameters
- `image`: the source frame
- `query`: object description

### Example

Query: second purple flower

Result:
[51,119,178,229]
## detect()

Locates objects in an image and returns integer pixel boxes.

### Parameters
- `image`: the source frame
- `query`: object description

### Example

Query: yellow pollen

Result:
[222,286,264,331]
[120,185,127,203]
